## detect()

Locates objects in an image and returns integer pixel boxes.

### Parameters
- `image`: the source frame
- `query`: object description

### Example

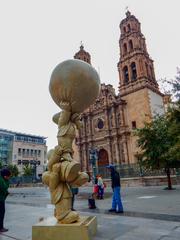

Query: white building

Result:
[0,128,47,178]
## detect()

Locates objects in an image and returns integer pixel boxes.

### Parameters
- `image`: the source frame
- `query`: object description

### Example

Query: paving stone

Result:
[96,223,133,240]
[3,186,180,240]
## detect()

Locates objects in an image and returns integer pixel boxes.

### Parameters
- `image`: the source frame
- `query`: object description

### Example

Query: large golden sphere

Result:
[49,59,101,113]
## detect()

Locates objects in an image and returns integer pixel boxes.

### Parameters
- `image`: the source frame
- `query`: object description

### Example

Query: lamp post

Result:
[31,159,37,183]
[136,151,144,177]
[89,149,98,183]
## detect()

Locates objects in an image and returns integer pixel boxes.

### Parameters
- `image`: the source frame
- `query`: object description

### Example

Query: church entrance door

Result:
[97,149,109,177]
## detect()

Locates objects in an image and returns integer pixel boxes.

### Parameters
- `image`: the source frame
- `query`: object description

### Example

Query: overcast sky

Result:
[0,0,180,150]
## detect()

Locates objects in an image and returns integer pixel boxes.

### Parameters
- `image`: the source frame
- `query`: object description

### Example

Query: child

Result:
[88,193,96,209]
[97,175,104,199]
[93,175,99,198]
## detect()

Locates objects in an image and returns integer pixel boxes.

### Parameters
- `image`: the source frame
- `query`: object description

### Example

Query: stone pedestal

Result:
[32,216,97,240]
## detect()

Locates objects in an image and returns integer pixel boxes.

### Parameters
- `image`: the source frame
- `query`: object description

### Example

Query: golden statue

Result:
[42,59,100,224]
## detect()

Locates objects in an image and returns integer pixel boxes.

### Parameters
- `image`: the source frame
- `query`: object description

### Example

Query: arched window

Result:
[97,118,104,129]
[123,26,126,33]
[131,62,137,81]
[123,43,127,54]
[128,24,131,31]
[129,40,133,51]
[123,66,129,84]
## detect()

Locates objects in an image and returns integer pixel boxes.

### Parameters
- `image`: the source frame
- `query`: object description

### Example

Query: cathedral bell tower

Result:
[118,10,160,96]
[117,11,164,163]
[74,44,91,64]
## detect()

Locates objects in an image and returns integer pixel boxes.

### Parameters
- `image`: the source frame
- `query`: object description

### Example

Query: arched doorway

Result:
[98,149,109,166]
[98,149,109,177]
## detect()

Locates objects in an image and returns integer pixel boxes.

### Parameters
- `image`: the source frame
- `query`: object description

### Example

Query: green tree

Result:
[135,113,180,190]
[166,101,180,164]
[7,164,19,177]
[23,165,33,176]
[136,68,180,189]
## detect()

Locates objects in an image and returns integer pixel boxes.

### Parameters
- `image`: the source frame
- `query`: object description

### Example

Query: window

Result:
[22,160,29,165]
[24,137,28,142]
[123,66,129,84]
[22,149,25,156]
[123,43,127,54]
[97,119,104,129]
[18,148,21,156]
[38,150,41,157]
[128,24,131,31]
[131,62,137,81]
[31,149,33,156]
[18,160,21,165]
[129,40,133,51]
[123,26,126,33]
[132,121,137,129]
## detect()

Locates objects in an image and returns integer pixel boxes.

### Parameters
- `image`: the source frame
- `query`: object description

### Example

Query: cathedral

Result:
[73,11,165,174]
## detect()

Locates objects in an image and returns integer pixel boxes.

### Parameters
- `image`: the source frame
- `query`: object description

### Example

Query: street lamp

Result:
[89,149,98,183]
[31,159,38,183]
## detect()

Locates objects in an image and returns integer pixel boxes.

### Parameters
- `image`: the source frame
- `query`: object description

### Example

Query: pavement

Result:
[0,185,180,240]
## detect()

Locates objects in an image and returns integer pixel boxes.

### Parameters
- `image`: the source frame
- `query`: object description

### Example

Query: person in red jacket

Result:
[0,168,11,233]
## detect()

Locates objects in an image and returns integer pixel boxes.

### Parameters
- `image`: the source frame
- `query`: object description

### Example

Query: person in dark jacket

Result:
[88,193,96,209]
[71,187,79,211]
[106,165,123,213]
[0,168,11,232]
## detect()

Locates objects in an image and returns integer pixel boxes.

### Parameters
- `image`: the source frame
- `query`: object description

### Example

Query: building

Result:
[74,11,165,174]
[0,128,47,178]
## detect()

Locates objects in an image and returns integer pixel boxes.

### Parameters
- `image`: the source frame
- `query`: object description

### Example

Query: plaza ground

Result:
[0,185,180,239]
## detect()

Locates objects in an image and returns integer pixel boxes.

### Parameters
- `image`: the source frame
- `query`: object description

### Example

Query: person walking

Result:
[97,175,104,199]
[107,165,123,213]
[0,168,11,233]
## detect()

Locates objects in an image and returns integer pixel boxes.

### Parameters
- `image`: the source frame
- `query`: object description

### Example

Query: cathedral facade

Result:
[74,11,165,174]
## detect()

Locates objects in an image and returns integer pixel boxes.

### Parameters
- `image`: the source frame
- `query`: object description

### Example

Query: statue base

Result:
[32,216,97,240]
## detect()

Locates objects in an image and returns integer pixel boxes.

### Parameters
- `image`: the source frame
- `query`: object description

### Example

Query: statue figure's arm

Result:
[58,110,71,127]
[71,113,82,130]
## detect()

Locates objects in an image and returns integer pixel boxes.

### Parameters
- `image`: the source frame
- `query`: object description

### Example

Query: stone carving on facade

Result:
[93,99,103,111]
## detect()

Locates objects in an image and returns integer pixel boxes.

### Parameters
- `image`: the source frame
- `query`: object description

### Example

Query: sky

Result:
[0,0,180,150]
